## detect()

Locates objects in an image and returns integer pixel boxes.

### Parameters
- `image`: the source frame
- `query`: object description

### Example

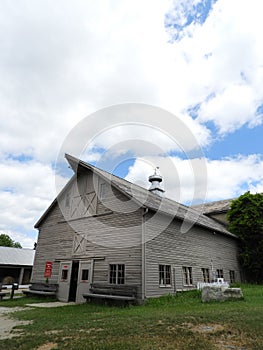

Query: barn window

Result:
[159,265,171,286]
[216,269,224,279]
[109,264,125,284]
[201,268,210,283]
[81,269,89,281]
[229,270,235,283]
[61,269,68,281]
[182,266,193,285]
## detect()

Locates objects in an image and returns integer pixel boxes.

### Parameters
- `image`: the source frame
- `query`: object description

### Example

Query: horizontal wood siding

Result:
[71,195,143,299]
[32,204,75,284]
[33,165,240,303]
[33,171,143,300]
[97,185,142,217]
[145,213,240,297]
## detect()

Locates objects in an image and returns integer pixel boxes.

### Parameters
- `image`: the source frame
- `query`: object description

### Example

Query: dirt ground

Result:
[0,302,74,340]
[0,306,32,340]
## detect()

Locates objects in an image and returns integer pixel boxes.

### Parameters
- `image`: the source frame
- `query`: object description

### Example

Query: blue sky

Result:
[205,124,263,159]
[0,0,263,248]
[165,0,217,40]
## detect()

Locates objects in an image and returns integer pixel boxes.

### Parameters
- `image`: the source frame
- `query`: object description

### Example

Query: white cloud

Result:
[0,0,215,163]
[205,154,263,199]
[0,158,67,245]
[1,0,262,160]
[170,0,263,133]
[125,154,263,203]
[82,116,211,158]
[197,84,259,134]
[0,0,172,161]
[0,0,263,243]
[0,229,36,250]
[125,156,207,204]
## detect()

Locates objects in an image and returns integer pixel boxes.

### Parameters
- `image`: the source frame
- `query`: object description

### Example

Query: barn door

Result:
[68,261,79,302]
[57,261,72,302]
[75,261,92,303]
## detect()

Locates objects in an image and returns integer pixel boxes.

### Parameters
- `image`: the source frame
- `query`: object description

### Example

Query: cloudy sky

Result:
[1,0,263,248]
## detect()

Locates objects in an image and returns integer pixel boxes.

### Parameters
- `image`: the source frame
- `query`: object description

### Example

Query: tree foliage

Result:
[227,191,263,283]
[0,234,22,248]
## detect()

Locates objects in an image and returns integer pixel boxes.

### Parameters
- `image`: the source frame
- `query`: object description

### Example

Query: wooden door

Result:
[76,261,92,303]
[57,261,72,302]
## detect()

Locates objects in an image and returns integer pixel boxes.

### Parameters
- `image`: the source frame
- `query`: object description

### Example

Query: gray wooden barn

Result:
[31,154,241,303]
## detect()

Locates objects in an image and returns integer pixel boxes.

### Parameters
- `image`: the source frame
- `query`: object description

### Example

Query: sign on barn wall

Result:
[44,261,53,278]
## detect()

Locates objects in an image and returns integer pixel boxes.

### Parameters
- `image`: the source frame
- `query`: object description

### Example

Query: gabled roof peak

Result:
[34,154,236,238]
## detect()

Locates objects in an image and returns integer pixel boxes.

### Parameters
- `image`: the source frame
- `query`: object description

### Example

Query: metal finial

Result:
[154,166,159,175]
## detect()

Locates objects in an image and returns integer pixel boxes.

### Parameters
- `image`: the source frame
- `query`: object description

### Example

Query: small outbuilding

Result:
[0,247,35,285]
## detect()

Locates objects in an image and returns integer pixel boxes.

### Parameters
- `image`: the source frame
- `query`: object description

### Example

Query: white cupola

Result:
[148,167,165,197]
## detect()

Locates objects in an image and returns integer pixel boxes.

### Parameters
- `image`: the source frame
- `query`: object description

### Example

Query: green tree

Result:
[0,234,22,248]
[227,191,263,283]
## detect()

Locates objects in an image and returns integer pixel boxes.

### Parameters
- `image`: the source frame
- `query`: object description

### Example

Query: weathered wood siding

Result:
[33,166,240,303]
[207,212,228,226]
[70,183,143,299]
[32,203,75,284]
[32,170,143,300]
[145,212,240,298]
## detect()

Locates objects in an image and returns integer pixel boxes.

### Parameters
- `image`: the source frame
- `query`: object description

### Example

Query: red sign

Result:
[44,261,53,278]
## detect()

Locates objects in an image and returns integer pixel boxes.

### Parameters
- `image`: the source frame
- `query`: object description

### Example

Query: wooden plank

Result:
[23,290,56,296]
[83,293,135,301]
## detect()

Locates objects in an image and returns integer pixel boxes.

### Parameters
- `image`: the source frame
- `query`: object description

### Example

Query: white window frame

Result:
[109,264,125,285]
[182,266,193,286]
[159,264,171,287]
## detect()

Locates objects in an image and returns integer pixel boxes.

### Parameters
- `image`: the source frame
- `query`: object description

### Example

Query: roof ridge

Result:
[65,153,148,192]
[66,154,234,236]
[35,154,236,238]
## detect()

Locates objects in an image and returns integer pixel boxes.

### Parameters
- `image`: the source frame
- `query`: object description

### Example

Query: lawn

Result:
[0,284,262,350]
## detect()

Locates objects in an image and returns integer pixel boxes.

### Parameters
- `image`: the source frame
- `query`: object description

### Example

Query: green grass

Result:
[0,296,57,307]
[0,284,262,349]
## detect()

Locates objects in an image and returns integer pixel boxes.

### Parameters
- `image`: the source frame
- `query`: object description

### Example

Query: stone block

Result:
[202,285,243,303]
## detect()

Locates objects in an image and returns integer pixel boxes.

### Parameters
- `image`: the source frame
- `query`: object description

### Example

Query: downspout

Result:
[142,207,148,301]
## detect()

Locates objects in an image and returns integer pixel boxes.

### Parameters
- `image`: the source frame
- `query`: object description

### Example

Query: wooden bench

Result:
[83,283,137,303]
[23,283,58,297]
[0,284,8,301]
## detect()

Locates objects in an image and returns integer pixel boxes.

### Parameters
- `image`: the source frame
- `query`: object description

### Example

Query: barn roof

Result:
[35,154,237,239]
[0,247,35,266]
[192,199,233,215]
